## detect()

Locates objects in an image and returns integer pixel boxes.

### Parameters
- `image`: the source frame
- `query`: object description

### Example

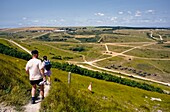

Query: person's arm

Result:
[40,61,46,81]
[40,68,46,80]
[25,62,29,75]
[26,70,29,74]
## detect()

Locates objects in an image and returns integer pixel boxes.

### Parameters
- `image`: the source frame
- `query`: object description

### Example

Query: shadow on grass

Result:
[164,45,170,48]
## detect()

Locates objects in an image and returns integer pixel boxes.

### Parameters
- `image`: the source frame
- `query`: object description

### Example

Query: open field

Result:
[0,27,170,111]
[0,27,57,32]
[95,56,170,83]
[125,48,170,58]
[1,27,169,83]
[0,27,170,83]
[74,35,96,38]
[41,68,170,111]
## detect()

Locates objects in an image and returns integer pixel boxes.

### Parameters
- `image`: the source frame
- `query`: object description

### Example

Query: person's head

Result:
[31,50,39,58]
[43,56,47,60]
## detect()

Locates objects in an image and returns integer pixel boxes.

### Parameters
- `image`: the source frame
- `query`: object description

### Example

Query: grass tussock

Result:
[0,54,30,111]
[41,82,102,112]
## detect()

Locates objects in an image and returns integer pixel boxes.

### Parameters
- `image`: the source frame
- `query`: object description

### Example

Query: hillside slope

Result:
[0,54,30,111]
[41,69,170,112]
[0,53,170,112]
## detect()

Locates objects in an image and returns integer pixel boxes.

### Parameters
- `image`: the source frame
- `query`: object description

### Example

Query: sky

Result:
[0,0,170,28]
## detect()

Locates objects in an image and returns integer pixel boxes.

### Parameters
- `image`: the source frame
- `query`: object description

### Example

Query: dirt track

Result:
[5,38,170,87]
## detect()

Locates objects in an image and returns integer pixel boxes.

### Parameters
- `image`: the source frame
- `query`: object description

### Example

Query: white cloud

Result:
[127,11,132,14]
[111,17,117,22]
[96,20,103,23]
[32,20,39,23]
[60,19,65,22]
[135,11,141,17]
[54,20,57,22]
[118,11,123,15]
[95,13,104,16]
[146,10,154,13]
[18,23,23,26]
[22,17,27,20]
[146,10,155,14]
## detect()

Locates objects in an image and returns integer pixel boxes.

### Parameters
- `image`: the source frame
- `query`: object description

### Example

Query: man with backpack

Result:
[43,56,52,85]
[25,50,46,104]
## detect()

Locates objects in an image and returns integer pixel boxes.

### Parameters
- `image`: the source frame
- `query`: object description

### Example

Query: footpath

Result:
[24,85,50,112]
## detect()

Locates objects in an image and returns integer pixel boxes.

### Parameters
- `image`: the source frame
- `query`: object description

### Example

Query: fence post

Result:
[68,72,71,84]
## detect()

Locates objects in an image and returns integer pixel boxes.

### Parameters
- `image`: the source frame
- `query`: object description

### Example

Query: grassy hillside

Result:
[0,54,30,111]
[41,69,170,112]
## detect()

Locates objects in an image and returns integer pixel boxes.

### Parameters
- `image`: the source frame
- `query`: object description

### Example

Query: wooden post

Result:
[68,72,71,84]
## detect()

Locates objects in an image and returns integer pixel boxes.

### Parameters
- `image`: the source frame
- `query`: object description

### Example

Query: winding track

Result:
[3,38,170,87]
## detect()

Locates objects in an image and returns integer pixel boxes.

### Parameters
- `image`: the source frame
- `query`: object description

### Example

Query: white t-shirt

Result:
[25,58,44,80]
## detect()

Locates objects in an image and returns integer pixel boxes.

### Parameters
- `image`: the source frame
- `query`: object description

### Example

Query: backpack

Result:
[44,60,51,71]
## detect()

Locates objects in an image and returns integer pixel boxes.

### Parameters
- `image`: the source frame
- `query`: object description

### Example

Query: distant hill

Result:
[95,26,170,30]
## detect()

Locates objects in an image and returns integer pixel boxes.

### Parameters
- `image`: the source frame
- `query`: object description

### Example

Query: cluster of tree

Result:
[51,62,164,94]
[0,32,8,36]
[52,55,73,60]
[105,64,154,77]
[37,33,50,41]
[0,43,31,60]
[63,35,74,38]
[69,46,85,52]
[37,35,67,42]
[75,35,101,43]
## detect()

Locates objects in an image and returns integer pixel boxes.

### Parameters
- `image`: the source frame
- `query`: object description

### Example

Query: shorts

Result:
[30,78,43,85]
[44,70,51,77]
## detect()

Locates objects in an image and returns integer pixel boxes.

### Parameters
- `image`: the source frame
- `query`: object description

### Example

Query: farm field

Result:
[1,27,170,83]
[0,27,170,111]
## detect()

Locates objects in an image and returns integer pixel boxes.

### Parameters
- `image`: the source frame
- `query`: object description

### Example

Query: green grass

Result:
[41,68,170,111]
[0,54,30,111]
[143,43,170,50]
[95,56,170,83]
[12,32,44,39]
[0,39,28,53]
[1,33,170,111]
[100,33,154,43]
[125,48,170,58]
[107,45,133,53]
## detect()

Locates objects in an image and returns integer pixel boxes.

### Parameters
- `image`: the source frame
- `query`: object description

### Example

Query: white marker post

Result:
[68,72,71,84]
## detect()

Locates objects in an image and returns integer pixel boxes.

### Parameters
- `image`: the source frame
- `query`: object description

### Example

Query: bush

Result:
[69,46,85,52]
[0,43,31,60]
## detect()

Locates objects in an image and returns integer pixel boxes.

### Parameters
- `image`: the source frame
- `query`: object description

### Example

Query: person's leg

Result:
[40,84,44,99]
[48,76,51,84]
[47,71,51,85]
[31,84,36,104]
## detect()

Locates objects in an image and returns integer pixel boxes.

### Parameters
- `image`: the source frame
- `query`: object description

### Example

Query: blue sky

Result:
[0,0,170,28]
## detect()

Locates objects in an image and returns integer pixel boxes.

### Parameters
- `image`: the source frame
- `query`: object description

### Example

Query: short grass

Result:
[12,32,44,38]
[41,68,170,111]
[100,32,154,43]
[151,30,170,41]
[35,42,107,62]
[143,43,170,50]
[125,48,170,58]
[95,56,170,83]
[13,40,81,62]
[0,54,30,111]
[107,45,133,53]
[76,62,170,94]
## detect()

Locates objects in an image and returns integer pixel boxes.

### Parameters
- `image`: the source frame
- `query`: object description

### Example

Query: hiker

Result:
[25,50,46,104]
[43,56,52,85]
